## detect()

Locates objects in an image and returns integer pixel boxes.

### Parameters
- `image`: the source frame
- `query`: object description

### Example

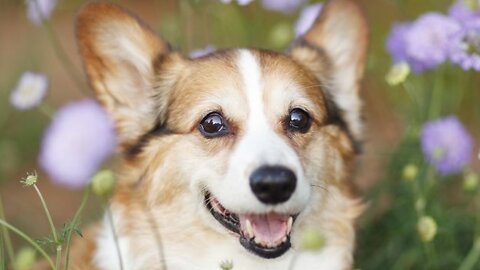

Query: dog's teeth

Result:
[287,216,293,234]
[246,219,254,239]
[282,236,287,243]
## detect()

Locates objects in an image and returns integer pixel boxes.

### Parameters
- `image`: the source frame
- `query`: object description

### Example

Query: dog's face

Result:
[77,0,367,260]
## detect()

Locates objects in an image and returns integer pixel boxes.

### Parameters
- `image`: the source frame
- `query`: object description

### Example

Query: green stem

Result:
[38,104,55,119]
[458,237,480,270]
[0,196,15,269]
[30,0,86,95]
[428,67,444,120]
[64,188,90,270]
[33,184,61,270]
[104,202,124,270]
[0,233,4,270]
[32,9,87,96]
[139,198,167,270]
[0,219,56,270]
[43,21,85,91]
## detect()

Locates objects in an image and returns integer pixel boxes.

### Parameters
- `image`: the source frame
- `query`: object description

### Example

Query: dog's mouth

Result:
[204,192,295,259]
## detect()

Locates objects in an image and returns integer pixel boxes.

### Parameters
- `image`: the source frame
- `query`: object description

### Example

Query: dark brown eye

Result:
[198,112,229,138]
[287,108,311,133]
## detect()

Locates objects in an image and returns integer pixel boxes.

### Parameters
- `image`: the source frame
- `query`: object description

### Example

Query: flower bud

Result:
[463,172,479,191]
[415,198,426,213]
[385,62,410,86]
[301,228,326,251]
[21,171,38,186]
[91,170,116,198]
[465,0,479,10]
[220,260,233,270]
[269,22,293,49]
[14,247,36,270]
[402,164,418,181]
[417,216,437,242]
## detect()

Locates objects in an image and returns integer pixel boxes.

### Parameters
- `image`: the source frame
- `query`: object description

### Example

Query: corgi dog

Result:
[69,0,368,269]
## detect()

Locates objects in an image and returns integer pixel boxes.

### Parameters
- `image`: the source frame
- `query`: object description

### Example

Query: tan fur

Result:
[68,0,369,269]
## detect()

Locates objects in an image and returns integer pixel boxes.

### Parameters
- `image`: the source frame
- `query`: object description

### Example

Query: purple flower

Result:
[189,45,216,59]
[386,23,411,64]
[448,0,480,25]
[10,72,48,110]
[449,19,480,70]
[386,13,461,72]
[421,116,474,176]
[220,0,254,6]
[26,0,57,25]
[294,3,323,37]
[39,99,116,189]
[386,23,410,64]
[261,0,307,14]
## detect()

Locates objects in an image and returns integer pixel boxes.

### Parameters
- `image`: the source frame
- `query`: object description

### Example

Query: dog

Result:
[68,0,369,269]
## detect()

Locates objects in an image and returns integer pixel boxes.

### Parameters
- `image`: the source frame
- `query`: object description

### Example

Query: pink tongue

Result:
[239,213,289,244]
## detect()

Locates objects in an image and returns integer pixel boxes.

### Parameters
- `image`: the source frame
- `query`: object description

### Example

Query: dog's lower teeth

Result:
[282,236,287,243]
[287,216,293,234]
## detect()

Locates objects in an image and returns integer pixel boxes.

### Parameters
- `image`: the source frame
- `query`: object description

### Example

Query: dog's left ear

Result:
[290,0,368,139]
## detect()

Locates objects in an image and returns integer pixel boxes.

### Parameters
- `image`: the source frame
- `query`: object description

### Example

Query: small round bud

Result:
[20,171,38,186]
[14,247,36,270]
[402,164,418,181]
[463,172,479,191]
[301,228,326,251]
[269,22,293,49]
[415,198,426,213]
[91,170,116,197]
[417,216,437,242]
[220,260,233,270]
[385,62,410,86]
[465,0,479,10]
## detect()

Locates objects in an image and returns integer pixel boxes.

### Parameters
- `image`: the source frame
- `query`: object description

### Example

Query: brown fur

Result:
[64,0,369,269]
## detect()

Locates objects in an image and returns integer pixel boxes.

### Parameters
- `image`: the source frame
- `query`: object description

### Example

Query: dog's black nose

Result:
[249,166,297,204]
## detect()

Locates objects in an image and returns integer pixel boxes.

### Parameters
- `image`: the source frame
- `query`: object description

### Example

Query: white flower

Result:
[10,72,48,110]
[26,0,57,25]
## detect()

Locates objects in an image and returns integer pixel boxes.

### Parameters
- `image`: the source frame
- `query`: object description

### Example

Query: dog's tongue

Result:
[239,213,289,245]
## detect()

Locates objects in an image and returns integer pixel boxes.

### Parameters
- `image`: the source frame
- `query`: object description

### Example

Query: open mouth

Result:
[204,192,296,259]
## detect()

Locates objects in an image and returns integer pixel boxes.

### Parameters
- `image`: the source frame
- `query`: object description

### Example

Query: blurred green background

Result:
[0,0,479,268]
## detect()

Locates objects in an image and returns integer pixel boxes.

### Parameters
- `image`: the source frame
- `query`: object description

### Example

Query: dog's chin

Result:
[204,192,297,259]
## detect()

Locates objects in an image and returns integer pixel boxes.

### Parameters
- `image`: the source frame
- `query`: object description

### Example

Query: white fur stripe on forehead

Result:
[237,50,262,112]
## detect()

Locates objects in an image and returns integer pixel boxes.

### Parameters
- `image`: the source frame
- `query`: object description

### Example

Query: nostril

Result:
[249,165,297,205]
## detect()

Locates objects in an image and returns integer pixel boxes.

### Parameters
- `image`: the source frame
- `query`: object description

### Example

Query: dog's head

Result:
[77,0,367,259]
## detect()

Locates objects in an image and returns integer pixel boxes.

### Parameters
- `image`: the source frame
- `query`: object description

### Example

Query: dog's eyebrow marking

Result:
[125,122,173,158]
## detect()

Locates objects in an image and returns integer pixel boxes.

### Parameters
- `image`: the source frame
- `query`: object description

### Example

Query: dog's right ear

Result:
[77,3,180,151]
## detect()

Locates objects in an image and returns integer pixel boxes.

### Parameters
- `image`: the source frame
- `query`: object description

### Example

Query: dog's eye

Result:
[199,112,229,138]
[287,108,311,133]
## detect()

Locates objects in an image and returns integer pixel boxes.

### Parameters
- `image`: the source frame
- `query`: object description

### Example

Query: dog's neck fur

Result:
[78,184,361,270]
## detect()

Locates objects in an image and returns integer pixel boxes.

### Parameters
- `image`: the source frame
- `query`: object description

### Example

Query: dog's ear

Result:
[77,3,179,150]
[290,0,368,139]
